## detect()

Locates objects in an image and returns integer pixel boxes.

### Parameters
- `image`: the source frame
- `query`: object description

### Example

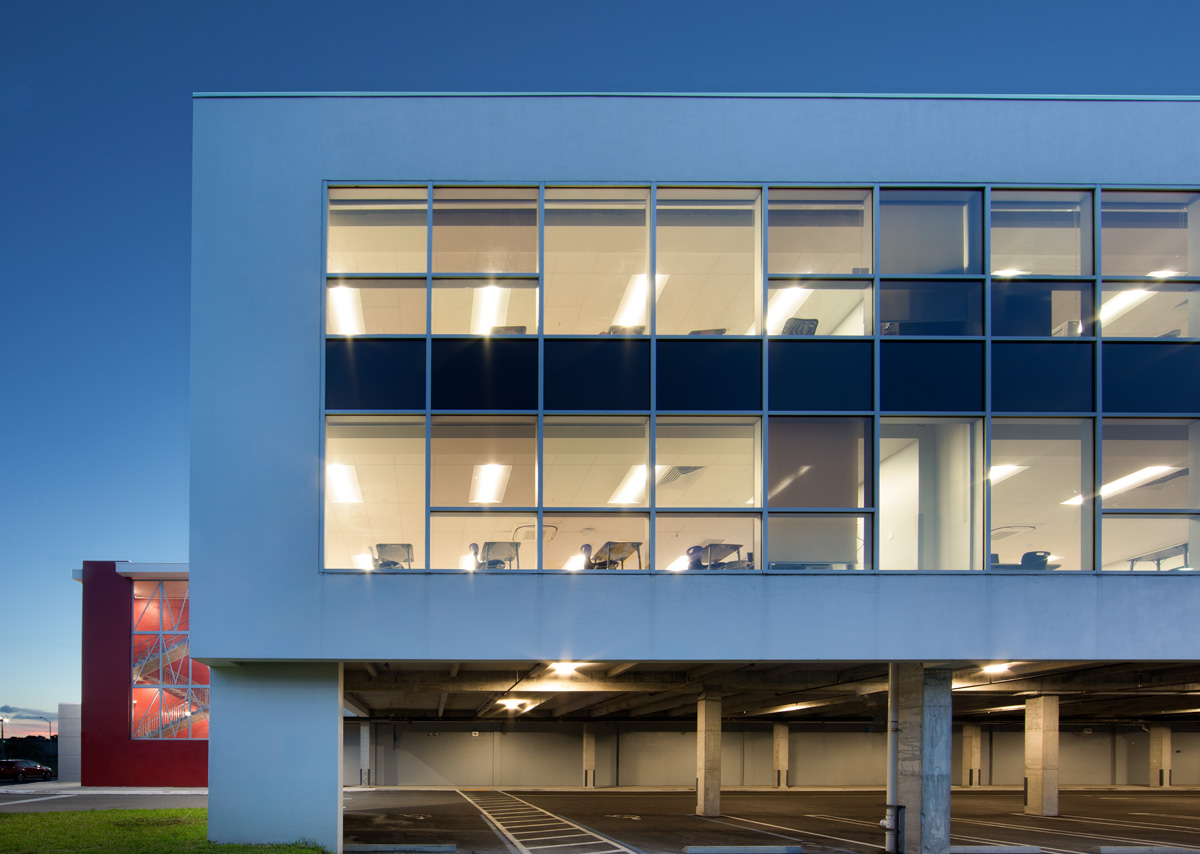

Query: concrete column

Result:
[696,692,722,817]
[583,723,596,788]
[1024,695,1059,817]
[359,720,372,787]
[895,664,953,854]
[773,722,789,788]
[57,703,82,783]
[961,723,983,787]
[1150,724,1172,788]
[208,662,343,853]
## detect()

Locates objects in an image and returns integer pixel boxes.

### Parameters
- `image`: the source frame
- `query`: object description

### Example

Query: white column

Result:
[1150,724,1172,788]
[359,720,372,787]
[208,662,344,853]
[56,703,82,783]
[961,723,982,787]
[773,722,789,788]
[1025,695,1059,817]
[696,692,722,817]
[895,663,953,854]
[583,723,596,788]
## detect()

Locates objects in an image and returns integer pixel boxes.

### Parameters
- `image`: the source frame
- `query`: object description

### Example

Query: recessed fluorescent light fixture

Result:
[562,554,586,571]
[352,554,374,571]
[608,465,649,505]
[982,663,1012,674]
[470,284,510,335]
[666,555,689,572]
[991,269,1029,278]
[459,553,477,571]
[469,464,512,504]
[328,286,366,335]
[1061,465,1180,505]
[765,286,813,335]
[1148,269,1182,278]
[613,274,668,328]
[1100,289,1151,324]
[326,464,363,503]
[988,465,1028,485]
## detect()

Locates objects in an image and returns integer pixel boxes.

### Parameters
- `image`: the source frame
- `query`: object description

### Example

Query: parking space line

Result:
[715,813,878,849]
[955,816,1191,847]
[0,794,75,808]
[458,790,641,854]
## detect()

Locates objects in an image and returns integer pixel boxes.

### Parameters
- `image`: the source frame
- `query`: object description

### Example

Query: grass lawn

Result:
[0,808,328,853]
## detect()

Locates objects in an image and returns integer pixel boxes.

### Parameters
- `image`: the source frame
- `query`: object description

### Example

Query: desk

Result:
[1129,542,1189,571]
[590,541,642,569]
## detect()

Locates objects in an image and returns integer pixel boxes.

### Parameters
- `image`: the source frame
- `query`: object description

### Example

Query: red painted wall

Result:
[81,561,207,786]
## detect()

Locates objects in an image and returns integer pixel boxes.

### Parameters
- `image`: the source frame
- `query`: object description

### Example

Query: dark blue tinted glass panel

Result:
[1102,343,1200,413]
[656,340,761,410]
[992,342,1094,412]
[768,340,873,411]
[992,280,1091,338]
[544,339,650,410]
[880,341,983,411]
[879,280,983,336]
[431,338,538,410]
[325,339,425,410]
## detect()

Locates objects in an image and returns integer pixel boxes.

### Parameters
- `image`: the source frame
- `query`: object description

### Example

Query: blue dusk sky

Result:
[2,0,1199,738]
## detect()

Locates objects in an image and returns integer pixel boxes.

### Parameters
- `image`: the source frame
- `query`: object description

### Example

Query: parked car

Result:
[0,760,53,782]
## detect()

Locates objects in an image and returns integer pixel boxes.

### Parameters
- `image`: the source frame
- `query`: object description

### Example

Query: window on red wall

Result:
[131,581,209,739]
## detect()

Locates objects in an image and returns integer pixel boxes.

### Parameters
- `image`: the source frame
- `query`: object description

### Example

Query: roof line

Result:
[191,91,1200,102]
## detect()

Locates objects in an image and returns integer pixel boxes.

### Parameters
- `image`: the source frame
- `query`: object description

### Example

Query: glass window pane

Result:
[768,189,873,275]
[990,190,1093,276]
[325,416,427,570]
[766,279,872,336]
[432,187,538,274]
[543,514,648,570]
[655,514,760,570]
[544,188,649,335]
[989,419,1092,572]
[543,417,649,507]
[132,687,161,738]
[1100,281,1200,339]
[768,515,869,569]
[1102,515,1199,571]
[132,582,160,631]
[1101,419,1200,510]
[655,417,761,508]
[880,418,984,570]
[327,187,427,274]
[132,635,160,685]
[430,512,537,570]
[431,416,536,508]
[326,279,426,335]
[1101,191,1200,277]
[880,190,983,275]
[768,417,870,508]
[992,280,1091,337]
[880,281,982,335]
[431,279,537,335]
[655,188,761,335]
[163,581,188,631]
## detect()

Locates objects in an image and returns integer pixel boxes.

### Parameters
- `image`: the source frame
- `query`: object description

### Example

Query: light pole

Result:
[0,717,6,759]
[37,716,53,739]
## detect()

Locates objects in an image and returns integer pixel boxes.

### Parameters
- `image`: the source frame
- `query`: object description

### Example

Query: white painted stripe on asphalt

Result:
[1031,813,1200,835]
[955,817,1187,847]
[458,790,640,854]
[715,812,878,849]
[0,794,76,807]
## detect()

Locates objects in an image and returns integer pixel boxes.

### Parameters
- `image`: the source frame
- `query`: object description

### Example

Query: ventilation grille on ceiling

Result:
[513,524,558,543]
[657,465,704,488]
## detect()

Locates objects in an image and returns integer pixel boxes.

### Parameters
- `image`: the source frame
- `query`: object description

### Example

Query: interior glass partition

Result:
[879,418,984,570]
[544,188,650,335]
[327,186,428,274]
[655,188,762,335]
[989,419,1091,571]
[325,416,426,570]
[990,190,1093,276]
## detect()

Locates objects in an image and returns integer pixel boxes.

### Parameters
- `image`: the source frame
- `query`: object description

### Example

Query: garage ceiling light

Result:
[982,663,1013,674]
[549,662,581,675]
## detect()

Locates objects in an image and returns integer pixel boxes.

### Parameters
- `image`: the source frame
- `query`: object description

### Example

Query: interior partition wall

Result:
[323,184,1200,574]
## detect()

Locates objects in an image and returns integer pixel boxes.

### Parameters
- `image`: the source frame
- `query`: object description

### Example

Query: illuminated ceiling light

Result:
[459,553,477,571]
[469,464,512,504]
[608,465,649,505]
[991,269,1029,278]
[613,274,668,328]
[326,464,363,503]
[764,286,813,335]
[562,554,586,571]
[988,464,1028,485]
[982,663,1012,674]
[1148,269,1182,278]
[352,554,374,571]
[1061,465,1180,505]
[665,555,689,572]
[497,698,526,711]
[470,284,510,335]
[328,285,365,335]
[1100,289,1151,324]
[549,662,581,675]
